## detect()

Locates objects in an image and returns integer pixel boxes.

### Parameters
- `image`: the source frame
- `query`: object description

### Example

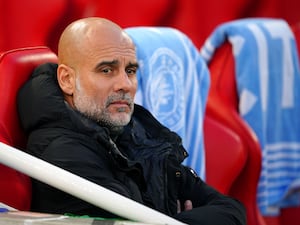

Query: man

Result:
[17,17,246,225]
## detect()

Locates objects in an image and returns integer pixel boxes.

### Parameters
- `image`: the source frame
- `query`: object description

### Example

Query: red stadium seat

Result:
[0,46,57,210]
[205,42,266,225]
[204,114,247,195]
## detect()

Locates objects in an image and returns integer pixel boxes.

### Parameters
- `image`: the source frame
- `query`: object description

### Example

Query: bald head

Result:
[56,17,138,129]
[57,17,134,68]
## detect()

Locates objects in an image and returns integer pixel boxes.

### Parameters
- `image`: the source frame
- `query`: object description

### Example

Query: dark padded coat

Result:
[17,63,246,225]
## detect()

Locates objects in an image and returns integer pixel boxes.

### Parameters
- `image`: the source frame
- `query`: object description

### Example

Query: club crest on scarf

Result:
[145,47,184,132]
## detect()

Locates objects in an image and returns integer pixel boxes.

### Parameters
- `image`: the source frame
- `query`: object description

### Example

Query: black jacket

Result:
[17,63,246,225]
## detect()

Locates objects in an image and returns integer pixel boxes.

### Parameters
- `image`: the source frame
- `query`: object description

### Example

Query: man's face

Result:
[72,36,138,130]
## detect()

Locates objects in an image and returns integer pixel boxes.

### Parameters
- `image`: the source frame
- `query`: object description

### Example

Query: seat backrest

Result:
[0,46,57,210]
[204,114,247,194]
[204,41,265,225]
[125,27,210,179]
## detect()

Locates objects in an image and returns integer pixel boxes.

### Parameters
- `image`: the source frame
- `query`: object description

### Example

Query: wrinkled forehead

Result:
[78,29,137,66]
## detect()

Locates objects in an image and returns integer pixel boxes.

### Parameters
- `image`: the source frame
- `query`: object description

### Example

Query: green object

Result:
[64,213,125,221]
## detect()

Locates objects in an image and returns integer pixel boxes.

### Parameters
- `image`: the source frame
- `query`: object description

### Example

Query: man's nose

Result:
[113,71,133,91]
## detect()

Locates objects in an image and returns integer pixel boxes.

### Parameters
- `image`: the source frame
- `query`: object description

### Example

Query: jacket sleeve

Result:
[173,166,246,225]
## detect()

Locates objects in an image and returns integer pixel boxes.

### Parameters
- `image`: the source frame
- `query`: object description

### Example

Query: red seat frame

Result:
[0,46,57,210]
[205,42,266,225]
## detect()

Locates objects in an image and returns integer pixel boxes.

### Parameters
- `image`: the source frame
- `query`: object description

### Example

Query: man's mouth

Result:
[108,100,132,112]
[110,100,130,106]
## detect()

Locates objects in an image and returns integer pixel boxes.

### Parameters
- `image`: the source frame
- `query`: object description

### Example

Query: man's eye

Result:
[126,68,137,75]
[102,68,112,74]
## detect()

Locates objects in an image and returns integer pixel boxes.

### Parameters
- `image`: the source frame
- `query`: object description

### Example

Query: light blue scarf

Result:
[201,18,300,216]
[126,27,210,179]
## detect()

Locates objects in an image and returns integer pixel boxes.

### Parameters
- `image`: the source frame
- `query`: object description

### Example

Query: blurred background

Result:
[1,1,300,224]
[1,0,300,53]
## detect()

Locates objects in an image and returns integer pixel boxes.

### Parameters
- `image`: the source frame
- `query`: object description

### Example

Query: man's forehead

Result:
[86,24,133,47]
[96,46,136,58]
[75,28,137,66]
[94,58,138,68]
[90,47,137,66]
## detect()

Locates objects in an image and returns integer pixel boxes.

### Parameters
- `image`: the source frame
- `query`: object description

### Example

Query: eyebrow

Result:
[94,60,139,71]
[128,62,139,69]
[94,60,118,71]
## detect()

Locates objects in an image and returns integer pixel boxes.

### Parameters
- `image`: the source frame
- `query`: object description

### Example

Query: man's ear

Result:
[57,64,75,96]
